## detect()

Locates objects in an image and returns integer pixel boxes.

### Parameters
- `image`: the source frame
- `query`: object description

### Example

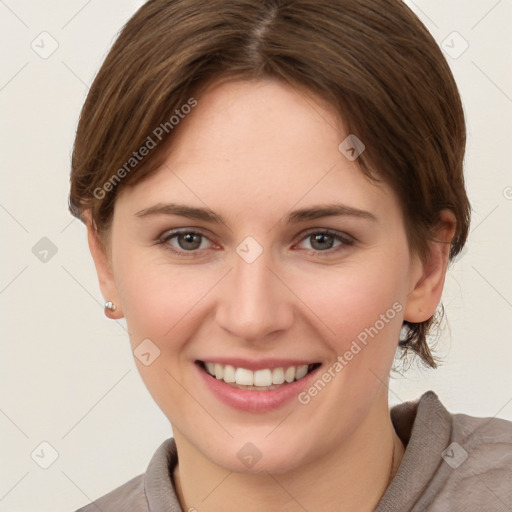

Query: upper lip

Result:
[196,358,320,371]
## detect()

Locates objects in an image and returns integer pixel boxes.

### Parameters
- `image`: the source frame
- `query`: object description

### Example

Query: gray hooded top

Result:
[74,391,512,512]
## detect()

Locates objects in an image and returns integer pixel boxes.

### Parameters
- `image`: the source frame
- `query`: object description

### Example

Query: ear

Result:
[403,210,456,323]
[83,211,124,319]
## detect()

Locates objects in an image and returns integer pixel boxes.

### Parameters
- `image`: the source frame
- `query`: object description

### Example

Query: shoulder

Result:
[72,437,179,512]
[450,408,512,478]
[382,391,512,511]
[73,473,147,512]
[426,396,512,510]
[451,408,512,446]
[439,411,512,503]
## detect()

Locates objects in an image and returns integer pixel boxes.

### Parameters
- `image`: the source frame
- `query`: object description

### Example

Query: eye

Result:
[158,228,355,258]
[159,229,214,255]
[295,229,355,254]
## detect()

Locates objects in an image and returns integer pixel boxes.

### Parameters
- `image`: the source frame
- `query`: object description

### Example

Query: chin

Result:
[216,447,306,476]
[190,430,316,476]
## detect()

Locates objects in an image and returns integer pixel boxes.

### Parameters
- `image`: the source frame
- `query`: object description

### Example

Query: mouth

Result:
[196,360,322,391]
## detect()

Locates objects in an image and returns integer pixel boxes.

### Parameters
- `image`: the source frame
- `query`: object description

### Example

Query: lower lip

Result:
[196,363,322,412]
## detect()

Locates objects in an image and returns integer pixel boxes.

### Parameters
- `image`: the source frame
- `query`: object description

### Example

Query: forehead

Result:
[116,79,400,228]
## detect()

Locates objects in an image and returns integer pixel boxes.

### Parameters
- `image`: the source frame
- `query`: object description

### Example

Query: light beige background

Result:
[1,1,511,510]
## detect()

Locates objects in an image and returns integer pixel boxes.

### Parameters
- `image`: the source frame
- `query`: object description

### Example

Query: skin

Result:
[86,78,455,512]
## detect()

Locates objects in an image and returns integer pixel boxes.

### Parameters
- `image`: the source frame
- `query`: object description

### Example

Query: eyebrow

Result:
[135,202,377,224]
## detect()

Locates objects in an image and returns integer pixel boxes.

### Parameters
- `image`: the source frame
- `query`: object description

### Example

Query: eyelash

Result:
[157,228,355,258]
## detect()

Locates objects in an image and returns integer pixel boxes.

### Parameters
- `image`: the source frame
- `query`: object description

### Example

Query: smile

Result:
[197,360,321,391]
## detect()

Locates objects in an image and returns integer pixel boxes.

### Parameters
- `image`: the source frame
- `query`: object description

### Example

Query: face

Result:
[92,78,443,474]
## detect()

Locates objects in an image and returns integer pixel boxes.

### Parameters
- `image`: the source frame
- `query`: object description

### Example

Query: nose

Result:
[215,244,294,343]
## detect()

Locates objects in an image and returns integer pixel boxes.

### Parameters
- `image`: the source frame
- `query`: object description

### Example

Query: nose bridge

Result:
[216,240,293,341]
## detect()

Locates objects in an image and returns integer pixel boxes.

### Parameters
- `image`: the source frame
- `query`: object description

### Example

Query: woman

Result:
[69,0,512,510]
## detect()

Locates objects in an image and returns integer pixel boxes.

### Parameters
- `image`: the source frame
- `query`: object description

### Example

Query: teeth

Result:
[272,367,285,385]
[223,364,236,383]
[284,367,295,383]
[235,367,253,386]
[203,362,313,388]
[253,369,272,387]
[295,365,308,380]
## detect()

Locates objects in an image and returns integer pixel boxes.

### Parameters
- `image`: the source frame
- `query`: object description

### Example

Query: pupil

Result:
[180,233,201,250]
[311,234,332,250]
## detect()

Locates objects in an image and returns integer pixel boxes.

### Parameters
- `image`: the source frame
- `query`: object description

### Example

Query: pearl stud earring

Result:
[104,301,117,311]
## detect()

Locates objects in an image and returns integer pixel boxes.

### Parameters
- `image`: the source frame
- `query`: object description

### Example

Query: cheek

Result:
[289,253,408,378]
[284,258,408,433]
[113,255,211,416]
[114,251,223,355]
[301,263,405,335]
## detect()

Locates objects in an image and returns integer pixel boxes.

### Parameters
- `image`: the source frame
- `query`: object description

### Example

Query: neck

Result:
[172,398,404,512]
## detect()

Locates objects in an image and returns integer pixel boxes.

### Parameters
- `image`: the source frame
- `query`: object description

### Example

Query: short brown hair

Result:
[69,0,471,368]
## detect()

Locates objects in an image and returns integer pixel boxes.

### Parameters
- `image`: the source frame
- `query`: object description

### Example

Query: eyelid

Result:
[294,227,356,244]
[158,228,216,255]
[157,227,356,257]
[159,227,211,241]
[292,228,356,255]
